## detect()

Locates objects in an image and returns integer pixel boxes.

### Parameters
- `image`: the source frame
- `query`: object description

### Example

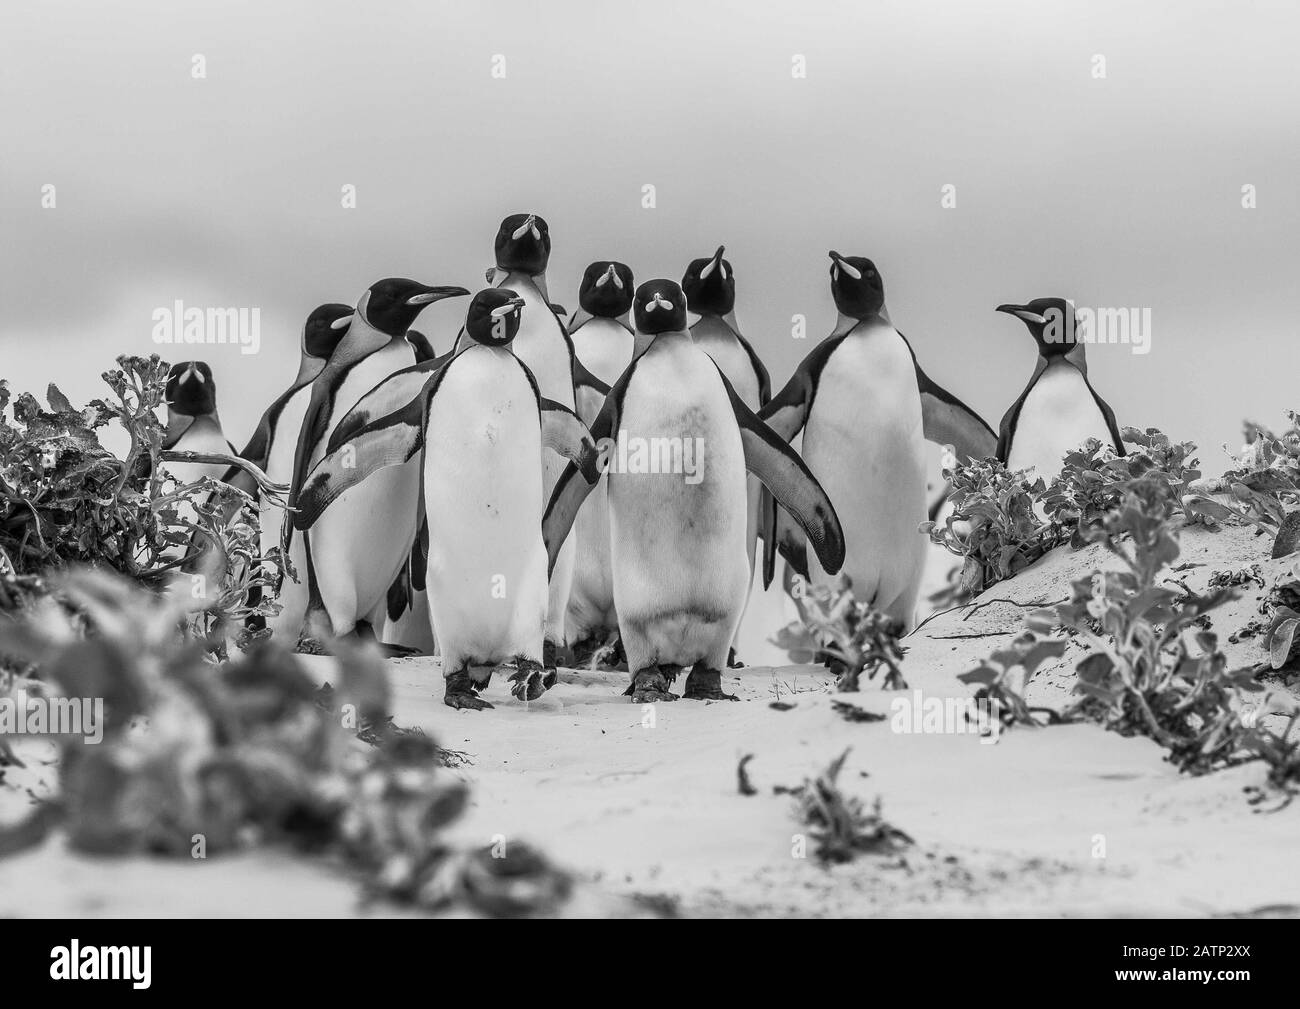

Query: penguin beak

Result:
[511,214,541,242]
[828,251,861,280]
[407,285,471,306]
[182,364,204,384]
[996,304,1047,325]
[646,293,673,312]
[597,264,621,289]
[699,245,726,282]
[490,297,526,318]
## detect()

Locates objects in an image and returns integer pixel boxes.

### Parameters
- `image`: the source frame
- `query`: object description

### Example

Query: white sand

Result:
[2,523,1298,917]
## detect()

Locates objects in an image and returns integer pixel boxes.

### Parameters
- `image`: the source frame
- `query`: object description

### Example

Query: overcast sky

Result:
[2,0,1297,466]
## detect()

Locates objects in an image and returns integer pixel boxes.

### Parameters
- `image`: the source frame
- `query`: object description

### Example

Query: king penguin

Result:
[681,245,771,665]
[543,280,846,704]
[220,304,354,640]
[293,289,598,709]
[287,277,469,648]
[759,253,997,631]
[460,213,590,667]
[995,298,1125,478]
[563,260,635,655]
[163,361,235,484]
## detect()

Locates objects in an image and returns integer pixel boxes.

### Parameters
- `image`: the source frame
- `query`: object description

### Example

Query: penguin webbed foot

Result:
[508,657,556,702]
[625,667,680,703]
[444,668,494,711]
[727,647,745,669]
[683,665,739,702]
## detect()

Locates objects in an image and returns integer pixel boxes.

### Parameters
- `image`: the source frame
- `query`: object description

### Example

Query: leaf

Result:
[1273,511,1300,559]
[46,383,75,414]
[1270,617,1299,670]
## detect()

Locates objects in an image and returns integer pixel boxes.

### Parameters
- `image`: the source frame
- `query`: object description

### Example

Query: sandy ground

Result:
[2,523,1298,917]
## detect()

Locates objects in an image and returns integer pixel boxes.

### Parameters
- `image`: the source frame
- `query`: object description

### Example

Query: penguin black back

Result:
[682,246,735,317]
[578,261,634,319]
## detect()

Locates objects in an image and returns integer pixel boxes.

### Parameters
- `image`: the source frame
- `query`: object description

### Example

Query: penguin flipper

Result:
[411,519,429,592]
[996,357,1050,463]
[894,333,997,463]
[719,367,845,578]
[571,355,612,399]
[294,392,428,531]
[326,353,458,455]
[1082,374,1127,456]
[913,363,996,463]
[758,332,846,441]
[538,399,601,477]
[542,360,636,578]
[386,564,413,622]
[732,330,772,406]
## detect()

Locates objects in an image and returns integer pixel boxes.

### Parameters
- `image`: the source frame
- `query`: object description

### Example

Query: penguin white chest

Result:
[608,343,749,631]
[801,327,927,615]
[422,350,547,666]
[1008,362,1111,480]
[571,318,633,391]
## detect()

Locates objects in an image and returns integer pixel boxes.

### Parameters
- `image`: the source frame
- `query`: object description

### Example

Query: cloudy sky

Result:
[2,0,1297,465]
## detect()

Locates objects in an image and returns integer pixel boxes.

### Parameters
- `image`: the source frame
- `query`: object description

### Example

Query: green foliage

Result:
[772,579,907,690]
[785,749,912,864]
[958,632,1067,729]
[1040,429,1201,545]
[0,355,281,633]
[1260,565,1300,671]
[973,491,1262,774]
[920,457,1056,597]
[0,569,570,916]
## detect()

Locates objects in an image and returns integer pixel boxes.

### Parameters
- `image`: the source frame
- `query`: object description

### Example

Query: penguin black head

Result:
[361,279,469,337]
[996,298,1076,358]
[465,288,526,347]
[494,213,552,275]
[302,303,354,360]
[578,261,634,319]
[632,279,688,336]
[682,246,735,317]
[165,361,217,416]
[828,251,885,319]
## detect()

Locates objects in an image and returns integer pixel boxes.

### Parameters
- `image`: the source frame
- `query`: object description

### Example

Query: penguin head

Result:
[996,298,1076,357]
[302,303,354,360]
[465,288,526,347]
[494,213,552,275]
[165,361,217,416]
[359,278,469,337]
[682,246,735,317]
[828,251,886,319]
[577,261,634,319]
[633,279,688,336]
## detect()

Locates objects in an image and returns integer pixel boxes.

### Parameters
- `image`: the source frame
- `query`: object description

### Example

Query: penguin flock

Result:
[162,213,1127,710]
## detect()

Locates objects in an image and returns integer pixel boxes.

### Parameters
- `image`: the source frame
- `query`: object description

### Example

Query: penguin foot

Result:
[379,643,423,658]
[683,666,739,702]
[444,669,494,711]
[624,669,678,703]
[727,647,745,669]
[508,658,556,702]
